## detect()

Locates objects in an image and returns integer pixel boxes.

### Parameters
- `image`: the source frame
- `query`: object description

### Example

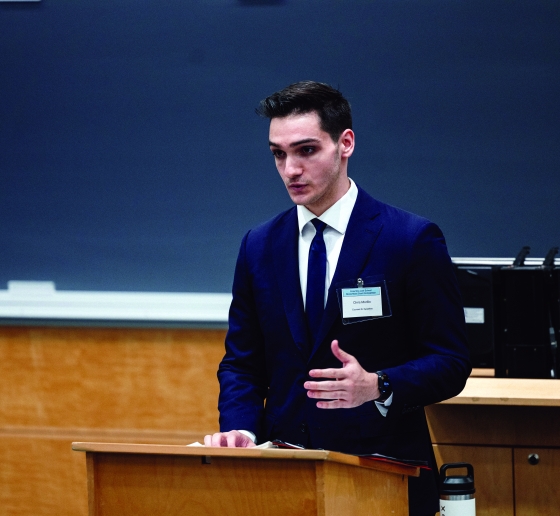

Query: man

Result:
[205,81,471,516]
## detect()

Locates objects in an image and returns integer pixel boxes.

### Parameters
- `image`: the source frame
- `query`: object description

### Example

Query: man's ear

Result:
[339,129,355,159]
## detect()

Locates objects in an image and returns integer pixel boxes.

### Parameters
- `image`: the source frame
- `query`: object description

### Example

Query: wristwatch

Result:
[375,371,392,403]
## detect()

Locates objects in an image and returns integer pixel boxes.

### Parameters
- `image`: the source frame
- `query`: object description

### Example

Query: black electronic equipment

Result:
[454,265,497,368]
[495,247,559,379]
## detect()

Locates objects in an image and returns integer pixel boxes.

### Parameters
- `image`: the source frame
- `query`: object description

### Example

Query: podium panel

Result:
[73,443,416,516]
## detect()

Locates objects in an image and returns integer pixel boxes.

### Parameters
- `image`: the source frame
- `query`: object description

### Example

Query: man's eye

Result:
[272,150,285,159]
[300,147,316,155]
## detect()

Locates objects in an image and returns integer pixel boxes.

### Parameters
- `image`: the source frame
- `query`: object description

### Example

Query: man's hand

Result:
[203,430,257,448]
[304,340,380,409]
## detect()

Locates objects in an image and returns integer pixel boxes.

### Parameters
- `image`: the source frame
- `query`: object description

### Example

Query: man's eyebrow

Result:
[269,138,321,148]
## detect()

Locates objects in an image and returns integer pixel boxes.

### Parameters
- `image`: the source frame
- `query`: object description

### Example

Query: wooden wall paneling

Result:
[0,326,227,515]
[0,327,225,431]
[433,444,514,516]
[514,448,560,516]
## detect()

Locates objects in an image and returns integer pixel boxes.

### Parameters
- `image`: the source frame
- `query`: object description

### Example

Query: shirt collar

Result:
[297,178,358,235]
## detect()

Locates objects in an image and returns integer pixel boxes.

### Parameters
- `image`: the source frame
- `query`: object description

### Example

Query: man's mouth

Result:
[288,182,307,191]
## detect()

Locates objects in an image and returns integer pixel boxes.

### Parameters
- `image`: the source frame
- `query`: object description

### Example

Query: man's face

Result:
[268,112,354,216]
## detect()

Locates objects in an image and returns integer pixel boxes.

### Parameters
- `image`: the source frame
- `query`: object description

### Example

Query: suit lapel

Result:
[310,189,384,358]
[271,208,310,355]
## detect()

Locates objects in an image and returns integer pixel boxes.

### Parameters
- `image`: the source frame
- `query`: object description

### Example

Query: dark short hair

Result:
[256,80,352,142]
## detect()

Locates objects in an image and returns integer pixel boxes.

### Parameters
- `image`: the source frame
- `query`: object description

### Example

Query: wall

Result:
[1,0,559,293]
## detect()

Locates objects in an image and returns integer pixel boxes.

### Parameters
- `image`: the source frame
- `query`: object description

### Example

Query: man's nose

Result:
[284,155,302,177]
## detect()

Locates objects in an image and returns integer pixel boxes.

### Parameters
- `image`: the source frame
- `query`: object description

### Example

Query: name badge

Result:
[341,287,383,319]
[336,277,391,325]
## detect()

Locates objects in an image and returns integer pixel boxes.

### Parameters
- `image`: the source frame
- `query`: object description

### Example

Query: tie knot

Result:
[311,218,327,234]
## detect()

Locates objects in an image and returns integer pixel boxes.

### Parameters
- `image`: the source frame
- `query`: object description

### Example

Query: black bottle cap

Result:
[439,463,476,496]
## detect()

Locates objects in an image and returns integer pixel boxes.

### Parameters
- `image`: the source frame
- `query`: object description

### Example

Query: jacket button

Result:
[300,422,308,433]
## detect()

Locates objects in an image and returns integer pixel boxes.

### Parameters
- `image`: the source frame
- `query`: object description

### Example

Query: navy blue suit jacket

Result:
[218,185,471,515]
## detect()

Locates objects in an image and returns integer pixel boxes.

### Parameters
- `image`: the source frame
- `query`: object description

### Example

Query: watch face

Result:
[376,371,391,401]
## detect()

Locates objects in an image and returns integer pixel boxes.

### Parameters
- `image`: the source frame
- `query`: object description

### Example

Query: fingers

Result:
[307,388,346,400]
[203,431,256,448]
[203,431,235,447]
[308,368,346,379]
[306,341,354,385]
[227,433,238,447]
[305,378,347,400]
[330,340,354,364]
[305,340,370,410]
[304,379,341,391]
[308,341,356,378]
[204,432,226,447]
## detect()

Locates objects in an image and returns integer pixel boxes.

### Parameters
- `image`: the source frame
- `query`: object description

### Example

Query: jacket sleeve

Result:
[217,230,268,435]
[384,221,471,416]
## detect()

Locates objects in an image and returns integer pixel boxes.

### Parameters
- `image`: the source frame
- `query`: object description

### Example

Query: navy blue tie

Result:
[306,219,327,345]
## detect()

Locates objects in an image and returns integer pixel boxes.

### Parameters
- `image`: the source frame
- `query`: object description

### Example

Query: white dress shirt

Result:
[297,178,358,308]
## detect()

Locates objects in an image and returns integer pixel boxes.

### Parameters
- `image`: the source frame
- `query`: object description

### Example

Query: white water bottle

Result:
[439,463,476,516]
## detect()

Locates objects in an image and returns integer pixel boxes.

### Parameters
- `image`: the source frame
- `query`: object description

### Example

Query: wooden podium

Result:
[72,442,419,516]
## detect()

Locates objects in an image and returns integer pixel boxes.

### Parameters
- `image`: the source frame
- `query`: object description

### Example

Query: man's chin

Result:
[287,192,311,206]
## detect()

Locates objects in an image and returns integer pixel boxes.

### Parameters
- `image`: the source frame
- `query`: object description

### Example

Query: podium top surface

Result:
[440,377,560,407]
[72,442,420,477]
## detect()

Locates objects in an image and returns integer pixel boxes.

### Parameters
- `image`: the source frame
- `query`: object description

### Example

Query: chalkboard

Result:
[1,0,559,293]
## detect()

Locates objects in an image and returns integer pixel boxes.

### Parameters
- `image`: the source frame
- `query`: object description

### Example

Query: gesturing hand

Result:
[304,340,380,409]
